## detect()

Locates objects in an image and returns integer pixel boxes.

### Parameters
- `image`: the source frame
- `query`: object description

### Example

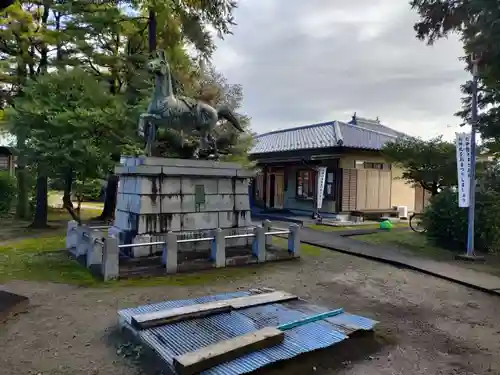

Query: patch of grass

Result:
[0,234,269,287]
[308,222,409,232]
[113,265,272,288]
[357,231,500,277]
[357,231,449,260]
[0,206,103,242]
[0,235,98,286]
[272,236,328,257]
[0,232,332,287]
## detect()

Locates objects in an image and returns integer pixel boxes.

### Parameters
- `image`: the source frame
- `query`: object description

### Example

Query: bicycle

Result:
[409,212,426,233]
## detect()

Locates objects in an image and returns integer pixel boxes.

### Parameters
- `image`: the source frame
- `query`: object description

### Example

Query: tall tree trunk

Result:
[97,173,118,221]
[15,167,30,219]
[31,170,48,228]
[62,168,81,223]
[63,168,73,206]
[15,133,30,219]
[14,45,30,219]
[29,2,51,226]
[431,182,439,196]
[98,10,157,221]
[148,8,157,54]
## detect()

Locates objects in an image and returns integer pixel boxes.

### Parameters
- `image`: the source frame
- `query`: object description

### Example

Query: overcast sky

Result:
[212,0,470,140]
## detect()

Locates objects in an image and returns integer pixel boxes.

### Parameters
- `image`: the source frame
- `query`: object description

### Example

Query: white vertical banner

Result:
[316,167,327,210]
[455,132,472,207]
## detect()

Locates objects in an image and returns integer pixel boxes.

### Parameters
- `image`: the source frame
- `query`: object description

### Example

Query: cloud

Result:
[212,0,469,140]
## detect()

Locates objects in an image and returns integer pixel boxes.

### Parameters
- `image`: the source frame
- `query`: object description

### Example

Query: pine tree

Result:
[411,0,500,148]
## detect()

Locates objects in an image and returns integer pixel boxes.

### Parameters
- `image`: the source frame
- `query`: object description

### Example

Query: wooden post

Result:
[102,235,119,281]
[252,225,266,262]
[165,232,178,274]
[288,224,300,257]
[211,228,226,268]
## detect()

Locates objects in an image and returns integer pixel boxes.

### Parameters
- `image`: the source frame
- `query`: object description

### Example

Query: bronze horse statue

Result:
[138,50,244,158]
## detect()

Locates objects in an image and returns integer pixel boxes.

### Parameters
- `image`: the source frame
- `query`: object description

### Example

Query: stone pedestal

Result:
[112,157,254,253]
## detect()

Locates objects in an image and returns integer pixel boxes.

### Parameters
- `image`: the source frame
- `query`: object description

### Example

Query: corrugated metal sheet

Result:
[118,292,378,375]
[250,119,400,155]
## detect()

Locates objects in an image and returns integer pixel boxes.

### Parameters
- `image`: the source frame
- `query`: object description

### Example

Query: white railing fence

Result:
[66,221,300,281]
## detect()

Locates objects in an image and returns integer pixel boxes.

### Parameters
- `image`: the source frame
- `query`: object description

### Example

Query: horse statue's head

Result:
[148,50,170,77]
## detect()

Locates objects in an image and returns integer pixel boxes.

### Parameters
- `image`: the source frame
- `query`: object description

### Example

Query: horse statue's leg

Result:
[145,121,156,156]
[208,133,219,160]
[199,130,209,152]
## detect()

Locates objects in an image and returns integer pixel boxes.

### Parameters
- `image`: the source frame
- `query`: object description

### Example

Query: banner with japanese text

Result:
[316,167,327,209]
[455,132,472,207]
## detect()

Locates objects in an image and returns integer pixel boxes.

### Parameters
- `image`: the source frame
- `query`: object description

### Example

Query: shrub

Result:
[74,179,103,203]
[0,171,16,216]
[422,188,500,253]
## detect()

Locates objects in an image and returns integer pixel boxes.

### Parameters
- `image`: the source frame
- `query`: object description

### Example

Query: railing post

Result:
[86,232,104,268]
[102,235,119,281]
[165,232,178,274]
[288,224,300,257]
[66,220,78,250]
[263,219,272,249]
[211,228,226,268]
[132,234,153,258]
[76,225,90,257]
[252,225,266,262]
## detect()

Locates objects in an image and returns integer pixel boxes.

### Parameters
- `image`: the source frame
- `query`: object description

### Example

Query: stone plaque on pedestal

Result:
[112,156,254,255]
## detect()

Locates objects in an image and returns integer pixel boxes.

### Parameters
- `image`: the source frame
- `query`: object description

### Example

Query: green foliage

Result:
[422,189,500,253]
[0,1,237,104]
[410,0,500,148]
[0,0,244,221]
[382,136,457,194]
[0,171,16,215]
[74,179,102,203]
[6,68,143,181]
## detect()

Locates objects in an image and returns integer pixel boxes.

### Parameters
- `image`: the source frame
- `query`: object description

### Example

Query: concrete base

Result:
[455,253,485,262]
[118,246,298,279]
[113,157,254,247]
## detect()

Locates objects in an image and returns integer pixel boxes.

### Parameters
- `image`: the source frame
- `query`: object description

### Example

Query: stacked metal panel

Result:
[118,291,378,375]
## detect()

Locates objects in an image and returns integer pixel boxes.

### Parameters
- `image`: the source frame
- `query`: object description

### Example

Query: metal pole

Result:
[466,57,479,257]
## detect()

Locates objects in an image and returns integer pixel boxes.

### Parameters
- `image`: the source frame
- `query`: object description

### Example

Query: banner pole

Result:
[463,55,480,259]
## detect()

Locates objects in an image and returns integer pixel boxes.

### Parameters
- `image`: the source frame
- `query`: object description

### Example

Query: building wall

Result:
[254,151,417,214]
[391,167,416,211]
[414,185,432,213]
[281,165,337,214]
[339,153,415,211]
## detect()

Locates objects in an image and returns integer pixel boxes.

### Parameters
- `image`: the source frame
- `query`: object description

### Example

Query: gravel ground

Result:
[1,248,500,375]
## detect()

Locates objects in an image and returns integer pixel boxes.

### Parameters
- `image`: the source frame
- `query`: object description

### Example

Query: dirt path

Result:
[1,249,500,375]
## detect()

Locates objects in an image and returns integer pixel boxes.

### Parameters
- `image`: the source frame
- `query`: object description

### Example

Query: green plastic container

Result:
[379,220,393,230]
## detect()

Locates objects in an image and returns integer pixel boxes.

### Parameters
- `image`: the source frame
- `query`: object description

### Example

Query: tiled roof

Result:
[250,122,341,154]
[348,116,405,138]
[250,119,403,155]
